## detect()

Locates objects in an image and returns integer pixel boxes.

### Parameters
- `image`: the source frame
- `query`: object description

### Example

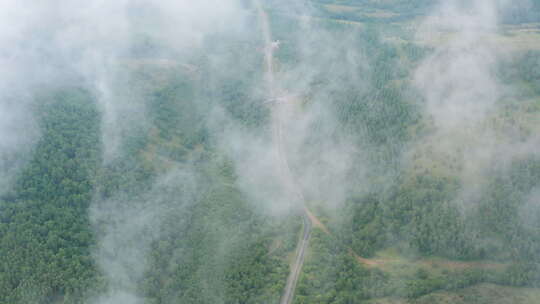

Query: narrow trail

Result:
[254,2,312,304]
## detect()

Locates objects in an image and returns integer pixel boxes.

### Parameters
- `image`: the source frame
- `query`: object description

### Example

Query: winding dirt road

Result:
[254,2,313,304]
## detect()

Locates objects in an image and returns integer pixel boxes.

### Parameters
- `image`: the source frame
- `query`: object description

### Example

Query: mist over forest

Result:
[1,0,540,304]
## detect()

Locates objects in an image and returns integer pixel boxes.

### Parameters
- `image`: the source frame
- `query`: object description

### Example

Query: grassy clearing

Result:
[415,27,540,52]
[324,4,360,13]
[324,3,398,17]
[495,30,540,51]
[361,10,399,18]
[358,247,508,278]
[368,283,540,304]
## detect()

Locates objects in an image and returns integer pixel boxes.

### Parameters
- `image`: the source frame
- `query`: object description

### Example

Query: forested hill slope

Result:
[0,0,540,304]
[0,89,101,303]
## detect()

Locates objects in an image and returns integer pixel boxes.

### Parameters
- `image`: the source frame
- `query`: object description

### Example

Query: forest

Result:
[1,0,540,304]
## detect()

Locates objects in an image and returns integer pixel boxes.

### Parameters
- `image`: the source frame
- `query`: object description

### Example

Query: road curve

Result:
[253,2,313,304]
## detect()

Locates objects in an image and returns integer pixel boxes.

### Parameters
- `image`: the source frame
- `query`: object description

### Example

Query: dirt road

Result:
[254,2,313,304]
[280,212,312,304]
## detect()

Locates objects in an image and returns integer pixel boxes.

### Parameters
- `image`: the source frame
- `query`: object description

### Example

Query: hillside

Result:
[0,1,540,304]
